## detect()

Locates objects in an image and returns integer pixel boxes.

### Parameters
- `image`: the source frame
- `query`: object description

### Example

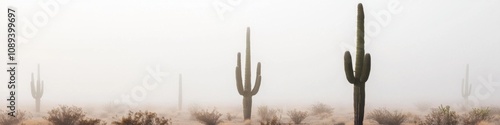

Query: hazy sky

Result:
[1,0,499,111]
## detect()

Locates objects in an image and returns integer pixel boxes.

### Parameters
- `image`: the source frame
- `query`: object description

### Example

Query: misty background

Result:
[1,0,499,111]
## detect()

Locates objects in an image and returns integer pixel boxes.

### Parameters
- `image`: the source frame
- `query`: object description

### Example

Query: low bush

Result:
[287,109,308,124]
[423,105,458,125]
[226,113,236,121]
[461,107,493,125]
[0,110,29,125]
[260,115,283,125]
[45,105,106,125]
[112,110,171,125]
[367,108,407,125]
[192,109,223,125]
[310,103,333,119]
[258,106,280,122]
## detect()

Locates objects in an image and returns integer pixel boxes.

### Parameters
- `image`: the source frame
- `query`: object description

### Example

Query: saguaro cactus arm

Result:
[251,63,261,95]
[359,54,371,83]
[344,52,355,83]
[236,53,244,95]
[31,73,37,98]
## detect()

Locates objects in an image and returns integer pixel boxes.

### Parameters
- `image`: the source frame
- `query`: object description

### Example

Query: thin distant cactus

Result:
[178,74,183,110]
[31,64,44,112]
[462,64,472,107]
[235,27,262,121]
[343,3,371,125]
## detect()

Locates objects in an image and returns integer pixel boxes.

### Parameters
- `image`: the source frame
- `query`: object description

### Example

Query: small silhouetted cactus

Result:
[235,27,262,121]
[462,64,471,107]
[343,3,371,125]
[31,64,44,112]
[179,74,183,110]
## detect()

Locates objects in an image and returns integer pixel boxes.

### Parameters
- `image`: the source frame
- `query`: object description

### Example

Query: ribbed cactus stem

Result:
[235,27,262,121]
[31,64,44,112]
[344,3,371,125]
[462,64,471,107]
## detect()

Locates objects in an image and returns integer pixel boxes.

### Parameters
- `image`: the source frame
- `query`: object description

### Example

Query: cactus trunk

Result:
[353,84,366,125]
[235,27,262,121]
[343,3,371,125]
[462,64,471,107]
[35,99,40,112]
[243,96,252,119]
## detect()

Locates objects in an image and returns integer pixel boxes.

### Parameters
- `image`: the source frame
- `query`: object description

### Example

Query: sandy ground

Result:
[16,105,500,125]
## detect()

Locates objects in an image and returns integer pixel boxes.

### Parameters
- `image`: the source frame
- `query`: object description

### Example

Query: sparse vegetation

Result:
[367,108,407,125]
[79,118,105,125]
[45,105,105,125]
[258,106,284,124]
[258,106,280,122]
[226,113,236,121]
[287,109,308,124]
[490,107,500,115]
[260,116,283,125]
[406,112,423,124]
[192,109,223,125]
[112,110,171,125]
[423,105,459,125]
[461,107,493,125]
[0,110,29,125]
[310,103,333,119]
[189,104,202,120]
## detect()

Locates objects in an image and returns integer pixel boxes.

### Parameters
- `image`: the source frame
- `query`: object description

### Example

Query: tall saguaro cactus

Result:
[31,64,45,112]
[178,74,183,110]
[343,3,371,125]
[235,27,262,121]
[462,64,471,107]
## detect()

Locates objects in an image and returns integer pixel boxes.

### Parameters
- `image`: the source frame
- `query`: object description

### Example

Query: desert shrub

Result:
[79,118,105,125]
[310,103,333,119]
[45,105,105,125]
[112,110,171,125]
[0,110,29,125]
[226,113,236,121]
[45,105,84,125]
[192,109,223,125]
[367,108,407,125]
[423,105,459,125]
[258,106,280,122]
[258,106,285,125]
[406,112,424,124]
[260,115,283,125]
[287,109,308,124]
[461,107,492,125]
[188,104,202,120]
[490,107,500,115]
